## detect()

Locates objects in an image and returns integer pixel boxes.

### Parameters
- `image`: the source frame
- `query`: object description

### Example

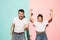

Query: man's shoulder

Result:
[13,17,18,20]
[23,18,28,20]
[23,18,28,23]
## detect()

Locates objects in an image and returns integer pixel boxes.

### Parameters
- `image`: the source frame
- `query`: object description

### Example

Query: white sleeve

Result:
[25,19,28,24]
[12,18,15,24]
[43,20,48,26]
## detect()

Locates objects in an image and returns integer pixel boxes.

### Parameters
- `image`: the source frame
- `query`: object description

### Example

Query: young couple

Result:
[11,9,53,40]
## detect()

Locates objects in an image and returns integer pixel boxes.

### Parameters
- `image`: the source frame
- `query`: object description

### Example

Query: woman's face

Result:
[37,17,43,22]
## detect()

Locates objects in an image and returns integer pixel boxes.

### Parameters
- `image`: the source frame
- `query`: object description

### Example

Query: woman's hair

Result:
[37,14,43,19]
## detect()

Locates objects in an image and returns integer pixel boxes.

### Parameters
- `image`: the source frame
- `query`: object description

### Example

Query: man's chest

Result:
[15,20,25,26]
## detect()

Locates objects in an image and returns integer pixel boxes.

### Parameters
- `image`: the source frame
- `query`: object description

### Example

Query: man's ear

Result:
[24,16,25,18]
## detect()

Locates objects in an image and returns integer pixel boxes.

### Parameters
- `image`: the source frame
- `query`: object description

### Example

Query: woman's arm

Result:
[47,9,53,22]
[29,9,34,23]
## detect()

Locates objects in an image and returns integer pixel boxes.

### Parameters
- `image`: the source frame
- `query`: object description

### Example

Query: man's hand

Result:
[25,24,29,30]
[10,24,15,39]
[10,30,12,36]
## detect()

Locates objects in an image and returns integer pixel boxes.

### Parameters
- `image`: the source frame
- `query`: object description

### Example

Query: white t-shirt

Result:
[12,17,28,33]
[33,20,48,32]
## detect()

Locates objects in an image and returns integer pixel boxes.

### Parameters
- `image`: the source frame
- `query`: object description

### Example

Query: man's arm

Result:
[29,9,34,23]
[10,24,15,37]
[24,24,29,30]
[47,9,53,22]
[24,24,29,40]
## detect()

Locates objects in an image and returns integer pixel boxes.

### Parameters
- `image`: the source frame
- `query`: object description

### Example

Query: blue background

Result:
[0,0,29,40]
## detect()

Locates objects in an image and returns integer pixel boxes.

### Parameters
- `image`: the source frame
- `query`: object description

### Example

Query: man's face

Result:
[37,17,43,22]
[18,11,24,19]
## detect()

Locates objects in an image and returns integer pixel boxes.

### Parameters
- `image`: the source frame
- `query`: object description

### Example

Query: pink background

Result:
[29,0,60,40]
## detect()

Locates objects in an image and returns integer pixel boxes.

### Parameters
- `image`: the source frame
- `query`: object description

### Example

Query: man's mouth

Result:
[20,16,23,17]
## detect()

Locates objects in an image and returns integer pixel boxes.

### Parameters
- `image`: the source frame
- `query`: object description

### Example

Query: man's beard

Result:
[19,16,24,20]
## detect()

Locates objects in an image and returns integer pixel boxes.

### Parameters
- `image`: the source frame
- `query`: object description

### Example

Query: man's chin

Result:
[19,17,23,20]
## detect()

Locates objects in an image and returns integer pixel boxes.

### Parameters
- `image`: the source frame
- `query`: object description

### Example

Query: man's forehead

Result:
[18,11,24,14]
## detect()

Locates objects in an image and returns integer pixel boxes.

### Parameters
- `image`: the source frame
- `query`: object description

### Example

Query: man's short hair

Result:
[37,14,43,19]
[18,9,24,13]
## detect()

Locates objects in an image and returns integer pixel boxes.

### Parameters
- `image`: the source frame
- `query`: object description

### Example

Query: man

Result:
[10,9,28,40]
[30,9,53,40]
